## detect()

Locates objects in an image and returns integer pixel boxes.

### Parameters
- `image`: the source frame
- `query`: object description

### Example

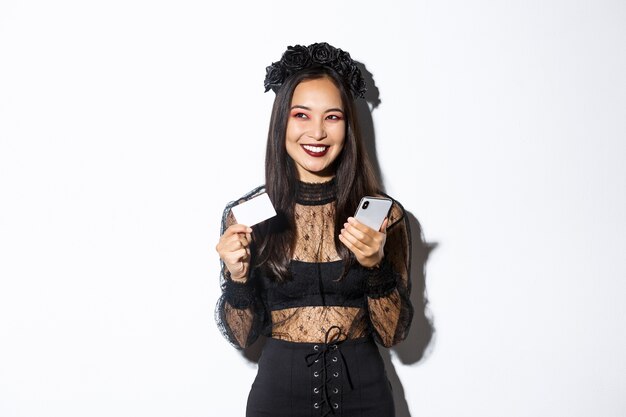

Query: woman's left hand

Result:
[339,217,389,268]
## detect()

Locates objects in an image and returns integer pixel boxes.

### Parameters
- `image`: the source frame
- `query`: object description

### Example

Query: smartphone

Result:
[354,196,393,231]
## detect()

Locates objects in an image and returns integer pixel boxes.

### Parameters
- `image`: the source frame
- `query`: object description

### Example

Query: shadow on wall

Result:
[379,211,437,417]
[242,61,438,417]
[356,62,438,417]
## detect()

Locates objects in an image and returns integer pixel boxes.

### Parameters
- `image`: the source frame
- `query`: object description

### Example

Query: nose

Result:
[307,119,327,141]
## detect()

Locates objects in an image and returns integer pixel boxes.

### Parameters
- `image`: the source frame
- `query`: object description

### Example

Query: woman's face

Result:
[285,77,346,183]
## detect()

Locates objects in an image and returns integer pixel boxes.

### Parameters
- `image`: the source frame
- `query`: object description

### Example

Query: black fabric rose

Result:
[264,61,286,92]
[348,67,367,98]
[263,42,367,99]
[309,42,337,64]
[281,45,311,70]
[331,50,351,74]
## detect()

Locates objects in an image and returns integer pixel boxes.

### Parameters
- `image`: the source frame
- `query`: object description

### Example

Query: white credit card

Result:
[231,193,277,227]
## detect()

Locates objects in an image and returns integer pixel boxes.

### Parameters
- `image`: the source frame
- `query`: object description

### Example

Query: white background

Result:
[1,1,625,416]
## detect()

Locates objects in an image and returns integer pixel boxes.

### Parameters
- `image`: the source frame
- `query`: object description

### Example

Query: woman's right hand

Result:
[216,224,253,282]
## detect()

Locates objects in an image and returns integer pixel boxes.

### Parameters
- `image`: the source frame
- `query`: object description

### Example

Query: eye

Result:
[292,112,309,119]
[326,114,343,121]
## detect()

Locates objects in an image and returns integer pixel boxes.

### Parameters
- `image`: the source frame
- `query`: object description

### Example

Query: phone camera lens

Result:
[362,201,369,209]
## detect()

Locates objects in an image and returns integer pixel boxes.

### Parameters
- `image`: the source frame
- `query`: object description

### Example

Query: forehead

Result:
[291,77,343,108]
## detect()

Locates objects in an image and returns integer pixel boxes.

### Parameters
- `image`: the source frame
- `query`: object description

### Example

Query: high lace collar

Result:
[295,178,337,205]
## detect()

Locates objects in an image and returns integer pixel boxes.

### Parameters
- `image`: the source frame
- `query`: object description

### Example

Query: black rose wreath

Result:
[264,42,367,99]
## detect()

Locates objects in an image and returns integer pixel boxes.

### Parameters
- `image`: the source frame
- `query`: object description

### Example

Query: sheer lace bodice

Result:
[215,180,413,348]
[292,202,340,263]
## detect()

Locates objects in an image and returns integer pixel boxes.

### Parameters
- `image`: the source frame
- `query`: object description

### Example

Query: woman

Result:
[215,42,413,417]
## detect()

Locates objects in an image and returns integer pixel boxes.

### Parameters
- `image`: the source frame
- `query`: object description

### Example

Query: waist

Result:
[265,334,373,349]
[269,306,369,343]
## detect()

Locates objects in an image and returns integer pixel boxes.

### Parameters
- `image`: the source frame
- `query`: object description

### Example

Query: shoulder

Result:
[220,185,266,231]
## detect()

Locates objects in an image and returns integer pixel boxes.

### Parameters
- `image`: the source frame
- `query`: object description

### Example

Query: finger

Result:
[344,220,382,250]
[379,217,389,233]
[347,217,379,237]
[343,221,369,244]
[224,232,250,249]
[224,224,253,236]
[236,230,253,248]
[340,226,368,252]
[338,233,351,250]
[338,233,366,257]
[222,236,245,253]
[239,245,251,260]
[217,227,250,251]
[225,248,249,266]
[344,222,386,255]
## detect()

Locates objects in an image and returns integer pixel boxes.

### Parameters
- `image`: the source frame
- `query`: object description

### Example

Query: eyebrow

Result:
[290,105,344,114]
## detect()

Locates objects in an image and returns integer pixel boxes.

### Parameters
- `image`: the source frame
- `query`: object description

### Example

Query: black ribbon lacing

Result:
[305,326,354,416]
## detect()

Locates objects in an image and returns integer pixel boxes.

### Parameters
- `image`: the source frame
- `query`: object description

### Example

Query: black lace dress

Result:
[216,179,413,417]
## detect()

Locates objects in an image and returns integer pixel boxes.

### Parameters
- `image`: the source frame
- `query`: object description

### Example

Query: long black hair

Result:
[254,65,381,281]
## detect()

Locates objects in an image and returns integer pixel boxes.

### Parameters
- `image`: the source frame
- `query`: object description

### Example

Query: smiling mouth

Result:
[302,144,329,157]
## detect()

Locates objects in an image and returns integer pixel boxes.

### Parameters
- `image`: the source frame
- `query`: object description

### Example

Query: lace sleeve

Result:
[215,187,267,349]
[364,200,413,347]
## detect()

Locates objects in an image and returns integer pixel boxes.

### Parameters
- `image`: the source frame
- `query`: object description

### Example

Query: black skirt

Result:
[246,336,395,417]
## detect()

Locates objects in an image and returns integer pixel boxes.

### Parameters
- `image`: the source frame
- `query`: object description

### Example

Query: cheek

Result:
[285,122,305,146]
[335,133,347,160]
[333,141,345,158]
[330,123,346,143]
[284,124,298,150]
[333,129,346,149]
[285,140,297,159]
[284,133,303,163]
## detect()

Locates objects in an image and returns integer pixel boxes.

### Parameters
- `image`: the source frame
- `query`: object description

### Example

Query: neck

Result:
[295,178,337,205]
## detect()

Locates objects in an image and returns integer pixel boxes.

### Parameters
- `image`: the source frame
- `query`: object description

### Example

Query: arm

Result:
[340,201,413,347]
[215,205,265,349]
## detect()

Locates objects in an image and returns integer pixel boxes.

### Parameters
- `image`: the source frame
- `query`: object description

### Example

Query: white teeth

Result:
[303,145,327,153]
